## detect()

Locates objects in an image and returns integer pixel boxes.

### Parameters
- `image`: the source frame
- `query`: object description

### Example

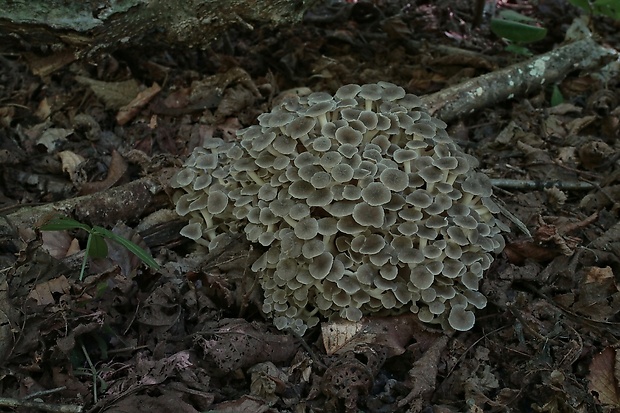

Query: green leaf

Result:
[40,216,92,232]
[93,226,160,270]
[567,0,592,12]
[497,10,539,23]
[593,0,620,19]
[505,44,533,56]
[87,234,108,259]
[490,18,548,44]
[550,85,564,106]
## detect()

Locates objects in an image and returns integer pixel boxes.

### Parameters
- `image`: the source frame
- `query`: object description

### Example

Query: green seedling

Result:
[550,84,564,106]
[491,10,548,56]
[40,215,160,280]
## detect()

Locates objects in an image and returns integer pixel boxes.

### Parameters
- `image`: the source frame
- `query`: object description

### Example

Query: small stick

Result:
[0,397,82,413]
[490,178,594,191]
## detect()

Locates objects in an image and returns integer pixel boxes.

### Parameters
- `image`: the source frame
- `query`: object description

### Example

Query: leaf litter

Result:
[0,0,620,412]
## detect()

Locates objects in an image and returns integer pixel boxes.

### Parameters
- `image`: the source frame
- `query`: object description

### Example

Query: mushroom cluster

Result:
[171,82,506,335]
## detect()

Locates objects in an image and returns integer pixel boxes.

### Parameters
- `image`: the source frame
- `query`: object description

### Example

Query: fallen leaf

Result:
[79,149,128,194]
[322,313,442,357]
[58,150,85,183]
[588,347,620,408]
[116,82,162,125]
[27,275,71,306]
[75,76,141,109]
[37,128,73,153]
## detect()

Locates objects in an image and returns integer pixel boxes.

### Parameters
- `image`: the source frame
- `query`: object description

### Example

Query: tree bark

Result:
[0,0,314,73]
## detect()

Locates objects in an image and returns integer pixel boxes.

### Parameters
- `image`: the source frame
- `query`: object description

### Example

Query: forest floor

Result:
[1,1,620,412]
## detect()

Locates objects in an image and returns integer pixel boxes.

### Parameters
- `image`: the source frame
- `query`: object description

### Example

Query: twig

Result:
[0,397,82,413]
[490,178,594,191]
[22,387,67,400]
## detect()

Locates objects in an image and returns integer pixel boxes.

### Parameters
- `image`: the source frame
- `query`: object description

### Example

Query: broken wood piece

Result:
[421,37,617,123]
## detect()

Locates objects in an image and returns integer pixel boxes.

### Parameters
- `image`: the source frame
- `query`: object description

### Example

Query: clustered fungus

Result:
[171,82,507,335]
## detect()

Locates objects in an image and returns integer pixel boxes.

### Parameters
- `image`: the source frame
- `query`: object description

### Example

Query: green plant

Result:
[40,216,160,280]
[490,10,548,56]
[568,0,620,19]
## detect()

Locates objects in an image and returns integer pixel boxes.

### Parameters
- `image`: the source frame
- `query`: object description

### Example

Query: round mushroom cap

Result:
[352,203,385,228]
[180,222,203,240]
[380,168,408,192]
[448,306,476,331]
[462,172,493,197]
[361,182,392,206]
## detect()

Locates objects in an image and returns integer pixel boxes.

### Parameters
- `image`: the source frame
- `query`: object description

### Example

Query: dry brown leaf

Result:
[0,281,17,363]
[322,313,441,357]
[37,128,73,153]
[35,97,52,120]
[27,275,71,306]
[578,140,615,170]
[588,347,620,408]
[321,319,362,355]
[79,149,128,195]
[41,229,76,259]
[116,82,162,125]
[573,266,620,321]
[58,150,85,183]
[398,335,449,410]
[75,76,141,109]
[0,106,14,128]
[22,49,79,76]
[567,115,597,135]
[585,266,615,283]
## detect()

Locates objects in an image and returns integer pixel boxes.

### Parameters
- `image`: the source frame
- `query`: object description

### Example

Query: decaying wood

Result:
[422,37,617,123]
[2,168,174,242]
[0,0,314,74]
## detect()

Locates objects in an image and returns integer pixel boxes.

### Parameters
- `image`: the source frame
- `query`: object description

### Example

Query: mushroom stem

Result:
[283,215,297,228]
[461,192,474,205]
[199,210,217,241]
[418,237,428,249]
[247,170,266,185]
[318,113,328,128]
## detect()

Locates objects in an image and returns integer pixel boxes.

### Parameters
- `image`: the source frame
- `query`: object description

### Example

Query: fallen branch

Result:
[421,37,617,122]
[490,178,594,191]
[0,397,82,413]
[1,168,174,240]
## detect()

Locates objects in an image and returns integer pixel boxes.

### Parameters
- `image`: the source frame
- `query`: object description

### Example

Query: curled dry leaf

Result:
[79,149,128,195]
[58,150,85,183]
[116,82,162,126]
[578,139,615,170]
[397,335,449,410]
